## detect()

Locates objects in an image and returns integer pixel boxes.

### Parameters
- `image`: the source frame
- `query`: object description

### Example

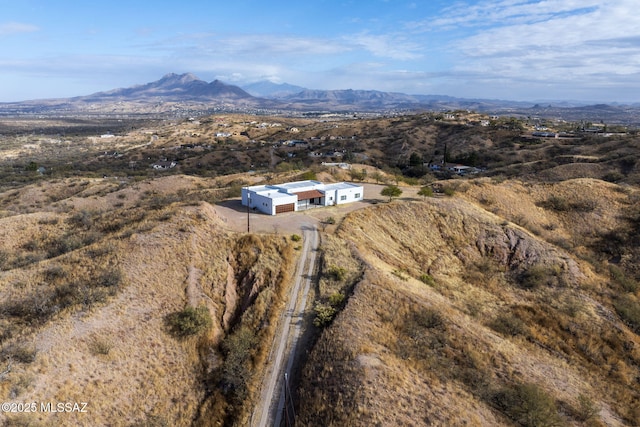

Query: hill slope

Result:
[0,175,297,426]
[297,178,640,426]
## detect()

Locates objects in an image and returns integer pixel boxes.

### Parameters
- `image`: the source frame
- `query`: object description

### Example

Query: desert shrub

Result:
[519,264,565,290]
[412,308,444,330]
[38,217,59,225]
[4,293,58,326]
[88,336,114,356]
[489,313,527,337]
[418,186,434,198]
[603,172,624,183]
[66,209,95,229]
[97,209,147,233]
[489,382,563,427]
[79,286,109,309]
[395,308,447,361]
[419,274,436,286]
[313,303,337,327]
[519,265,548,289]
[576,393,600,423]
[328,292,345,307]
[321,216,336,231]
[96,268,122,289]
[220,325,258,402]
[165,306,212,338]
[613,294,640,334]
[221,182,244,199]
[2,343,37,364]
[401,176,420,185]
[299,170,318,181]
[539,196,596,213]
[290,234,301,242]
[609,265,638,292]
[326,265,347,282]
[570,199,597,213]
[45,233,84,258]
[0,250,9,270]
[539,195,570,212]
[443,185,456,196]
[42,265,66,282]
[145,193,181,210]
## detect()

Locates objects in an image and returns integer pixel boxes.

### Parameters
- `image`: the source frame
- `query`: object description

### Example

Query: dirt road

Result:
[214,182,420,425]
[252,224,318,427]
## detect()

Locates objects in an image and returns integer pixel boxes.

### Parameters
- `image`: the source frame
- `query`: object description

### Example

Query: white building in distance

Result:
[241,180,364,215]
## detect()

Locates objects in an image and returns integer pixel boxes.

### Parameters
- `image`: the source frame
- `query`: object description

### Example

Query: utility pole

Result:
[247,191,251,233]
[282,373,295,426]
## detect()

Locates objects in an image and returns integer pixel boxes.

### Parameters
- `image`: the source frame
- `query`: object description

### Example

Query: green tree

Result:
[349,168,367,182]
[418,186,433,199]
[165,305,212,338]
[381,185,402,202]
[409,152,423,167]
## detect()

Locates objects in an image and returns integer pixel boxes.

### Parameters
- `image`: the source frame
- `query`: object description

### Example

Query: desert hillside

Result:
[0,175,297,426]
[297,178,640,426]
[1,112,639,426]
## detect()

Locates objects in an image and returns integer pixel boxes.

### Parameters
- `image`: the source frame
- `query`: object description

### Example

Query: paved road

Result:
[253,224,318,427]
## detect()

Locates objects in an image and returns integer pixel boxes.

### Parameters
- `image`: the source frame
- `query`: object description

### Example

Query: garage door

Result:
[275,203,295,214]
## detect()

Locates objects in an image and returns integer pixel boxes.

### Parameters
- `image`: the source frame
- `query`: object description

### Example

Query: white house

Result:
[241,180,364,215]
[152,160,177,170]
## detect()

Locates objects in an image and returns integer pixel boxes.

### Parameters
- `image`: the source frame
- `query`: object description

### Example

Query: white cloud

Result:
[427,0,601,30]
[0,22,39,36]
[345,32,423,60]
[434,0,640,99]
[153,32,349,59]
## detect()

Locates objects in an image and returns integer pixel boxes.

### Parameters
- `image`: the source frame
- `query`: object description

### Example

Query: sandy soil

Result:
[213,183,421,234]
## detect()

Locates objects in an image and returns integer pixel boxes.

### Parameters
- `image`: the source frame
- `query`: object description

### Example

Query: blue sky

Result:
[1,0,639,102]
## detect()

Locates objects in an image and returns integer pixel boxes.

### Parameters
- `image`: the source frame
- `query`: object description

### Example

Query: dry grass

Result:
[297,178,640,426]
[2,112,639,426]
[0,174,299,426]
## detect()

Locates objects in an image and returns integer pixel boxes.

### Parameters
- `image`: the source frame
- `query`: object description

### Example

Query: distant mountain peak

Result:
[80,73,255,102]
[159,72,201,83]
[242,80,307,98]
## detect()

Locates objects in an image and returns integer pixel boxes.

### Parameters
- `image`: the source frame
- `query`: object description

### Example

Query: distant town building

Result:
[152,161,177,170]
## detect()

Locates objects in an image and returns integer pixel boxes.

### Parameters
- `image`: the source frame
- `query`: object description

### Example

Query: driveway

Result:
[213,183,420,234]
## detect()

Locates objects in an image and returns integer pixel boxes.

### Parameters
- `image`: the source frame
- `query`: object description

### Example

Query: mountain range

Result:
[2,73,640,124]
[81,73,253,102]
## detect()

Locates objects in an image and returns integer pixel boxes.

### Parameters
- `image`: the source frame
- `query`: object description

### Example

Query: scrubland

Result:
[298,178,640,426]
[1,113,639,426]
[0,175,297,426]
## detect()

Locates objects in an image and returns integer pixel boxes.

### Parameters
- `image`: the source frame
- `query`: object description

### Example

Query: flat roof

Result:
[246,181,362,199]
[252,189,295,199]
[323,182,362,190]
[275,180,322,190]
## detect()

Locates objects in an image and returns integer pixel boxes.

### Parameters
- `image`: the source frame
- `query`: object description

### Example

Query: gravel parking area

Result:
[213,183,420,234]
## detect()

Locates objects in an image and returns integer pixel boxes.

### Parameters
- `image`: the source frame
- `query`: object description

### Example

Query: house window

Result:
[354,193,361,198]
[340,195,347,201]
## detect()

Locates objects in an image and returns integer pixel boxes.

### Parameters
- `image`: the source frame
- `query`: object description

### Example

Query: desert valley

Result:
[0,75,639,427]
